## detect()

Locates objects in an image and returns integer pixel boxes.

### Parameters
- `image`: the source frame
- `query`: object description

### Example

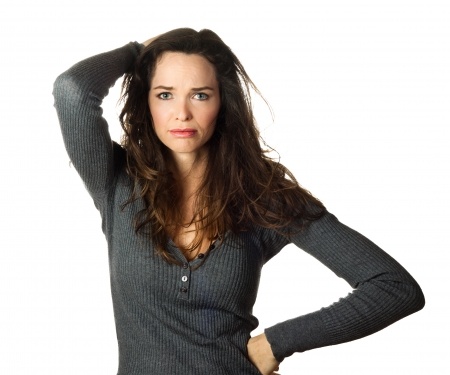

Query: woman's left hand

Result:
[247,333,280,375]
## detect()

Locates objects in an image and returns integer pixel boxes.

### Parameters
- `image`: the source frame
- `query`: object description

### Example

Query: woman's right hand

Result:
[142,35,160,47]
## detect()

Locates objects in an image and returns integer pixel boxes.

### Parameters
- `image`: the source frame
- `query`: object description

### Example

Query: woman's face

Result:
[148,52,221,161]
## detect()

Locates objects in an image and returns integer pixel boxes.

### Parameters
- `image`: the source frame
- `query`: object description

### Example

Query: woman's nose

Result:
[175,100,192,122]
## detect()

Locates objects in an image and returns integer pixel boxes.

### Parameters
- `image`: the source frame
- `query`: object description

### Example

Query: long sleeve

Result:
[53,42,140,201]
[264,211,425,362]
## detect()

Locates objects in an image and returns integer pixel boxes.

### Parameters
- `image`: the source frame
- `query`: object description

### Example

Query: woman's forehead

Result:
[151,52,218,88]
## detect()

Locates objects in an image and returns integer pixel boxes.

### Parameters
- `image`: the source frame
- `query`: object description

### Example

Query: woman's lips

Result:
[169,129,197,138]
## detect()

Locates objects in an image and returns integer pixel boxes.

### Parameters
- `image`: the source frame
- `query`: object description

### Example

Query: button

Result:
[180,287,188,293]
[181,276,188,282]
[183,263,188,269]
[209,244,215,250]
[198,253,205,259]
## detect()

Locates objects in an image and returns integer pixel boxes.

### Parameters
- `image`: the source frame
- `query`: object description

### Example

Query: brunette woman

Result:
[53,28,424,375]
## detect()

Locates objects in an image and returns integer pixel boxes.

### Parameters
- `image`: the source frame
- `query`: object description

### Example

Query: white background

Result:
[1,0,449,374]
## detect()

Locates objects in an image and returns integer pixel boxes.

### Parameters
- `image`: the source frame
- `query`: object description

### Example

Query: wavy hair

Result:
[119,28,325,263]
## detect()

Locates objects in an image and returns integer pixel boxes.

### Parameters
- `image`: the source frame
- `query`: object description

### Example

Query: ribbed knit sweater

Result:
[53,42,425,375]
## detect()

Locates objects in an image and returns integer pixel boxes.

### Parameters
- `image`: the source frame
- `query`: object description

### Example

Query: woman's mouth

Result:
[169,129,197,138]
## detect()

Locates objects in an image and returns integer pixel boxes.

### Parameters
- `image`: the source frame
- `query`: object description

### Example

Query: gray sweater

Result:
[53,42,425,374]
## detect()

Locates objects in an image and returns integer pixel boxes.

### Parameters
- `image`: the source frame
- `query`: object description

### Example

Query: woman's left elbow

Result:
[400,277,425,316]
[411,280,425,312]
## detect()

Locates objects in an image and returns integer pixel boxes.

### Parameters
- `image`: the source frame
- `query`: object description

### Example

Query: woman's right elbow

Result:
[52,72,83,109]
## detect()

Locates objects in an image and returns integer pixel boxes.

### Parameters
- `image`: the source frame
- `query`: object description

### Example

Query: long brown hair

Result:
[120,28,325,263]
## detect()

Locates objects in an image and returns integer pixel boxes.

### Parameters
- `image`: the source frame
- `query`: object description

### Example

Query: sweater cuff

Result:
[264,311,330,362]
[129,41,143,58]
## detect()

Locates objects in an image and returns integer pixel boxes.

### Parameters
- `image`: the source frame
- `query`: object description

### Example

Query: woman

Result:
[53,28,424,375]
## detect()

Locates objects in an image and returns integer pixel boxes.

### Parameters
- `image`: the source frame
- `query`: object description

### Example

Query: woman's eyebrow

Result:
[152,85,173,90]
[191,86,215,91]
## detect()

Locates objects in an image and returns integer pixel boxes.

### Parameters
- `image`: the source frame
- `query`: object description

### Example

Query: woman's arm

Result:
[53,42,141,201]
[264,211,425,362]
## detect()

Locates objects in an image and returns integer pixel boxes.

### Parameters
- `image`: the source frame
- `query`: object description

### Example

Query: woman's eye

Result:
[194,93,208,100]
[157,92,172,100]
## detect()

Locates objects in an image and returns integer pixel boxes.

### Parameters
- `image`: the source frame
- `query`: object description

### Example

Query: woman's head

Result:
[120,28,261,171]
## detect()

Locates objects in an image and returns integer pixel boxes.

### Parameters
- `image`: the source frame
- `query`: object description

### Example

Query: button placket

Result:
[177,263,192,300]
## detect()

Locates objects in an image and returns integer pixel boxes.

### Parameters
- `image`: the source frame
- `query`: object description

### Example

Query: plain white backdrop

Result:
[1,0,449,374]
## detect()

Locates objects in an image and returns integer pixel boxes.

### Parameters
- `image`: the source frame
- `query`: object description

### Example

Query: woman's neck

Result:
[169,150,208,196]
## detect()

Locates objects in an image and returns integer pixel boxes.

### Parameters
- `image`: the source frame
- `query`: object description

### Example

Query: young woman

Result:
[53,28,425,375]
